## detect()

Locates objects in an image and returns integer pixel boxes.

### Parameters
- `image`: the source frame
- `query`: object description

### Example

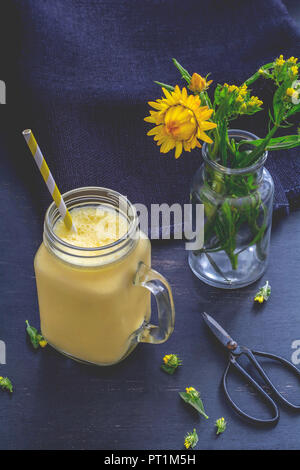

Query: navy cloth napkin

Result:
[2,0,300,229]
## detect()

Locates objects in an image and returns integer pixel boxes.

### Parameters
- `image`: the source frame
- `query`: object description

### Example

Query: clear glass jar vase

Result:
[189,130,274,289]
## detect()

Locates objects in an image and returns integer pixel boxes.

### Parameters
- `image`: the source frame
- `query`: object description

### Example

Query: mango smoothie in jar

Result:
[34,187,175,366]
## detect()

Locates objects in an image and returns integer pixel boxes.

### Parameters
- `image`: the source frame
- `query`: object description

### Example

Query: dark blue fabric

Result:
[2,0,300,224]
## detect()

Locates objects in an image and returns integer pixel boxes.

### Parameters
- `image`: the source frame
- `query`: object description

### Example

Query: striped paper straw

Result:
[22,129,76,232]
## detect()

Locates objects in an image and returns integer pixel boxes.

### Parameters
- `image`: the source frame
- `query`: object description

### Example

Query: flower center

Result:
[164,105,197,141]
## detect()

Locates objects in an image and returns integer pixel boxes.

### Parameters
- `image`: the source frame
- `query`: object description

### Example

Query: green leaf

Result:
[179,392,209,419]
[154,81,174,92]
[286,102,300,118]
[244,62,274,86]
[161,364,176,375]
[239,134,300,151]
[172,58,192,84]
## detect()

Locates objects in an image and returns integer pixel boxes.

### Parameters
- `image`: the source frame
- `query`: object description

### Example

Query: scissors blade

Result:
[202,312,238,350]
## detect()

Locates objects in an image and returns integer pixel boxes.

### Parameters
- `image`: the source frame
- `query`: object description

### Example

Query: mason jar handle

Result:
[133,262,175,344]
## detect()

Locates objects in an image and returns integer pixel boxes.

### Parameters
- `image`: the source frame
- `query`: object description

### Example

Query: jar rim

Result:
[202,129,268,175]
[44,186,139,258]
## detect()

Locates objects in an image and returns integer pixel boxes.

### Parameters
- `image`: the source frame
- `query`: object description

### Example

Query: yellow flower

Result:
[275,54,285,67]
[189,73,213,92]
[184,429,198,449]
[186,387,196,394]
[215,417,227,435]
[258,68,265,74]
[287,56,298,64]
[239,84,248,97]
[145,86,217,159]
[248,96,263,107]
[39,339,48,348]
[254,295,264,304]
[286,87,295,96]
[163,354,173,364]
[184,438,191,449]
[224,83,239,93]
[291,65,298,76]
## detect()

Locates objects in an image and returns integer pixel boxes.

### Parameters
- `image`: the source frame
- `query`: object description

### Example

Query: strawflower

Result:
[145,86,217,158]
[189,72,213,93]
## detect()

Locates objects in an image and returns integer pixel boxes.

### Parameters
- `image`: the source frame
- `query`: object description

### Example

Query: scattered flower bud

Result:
[215,417,227,435]
[0,376,13,393]
[25,320,47,349]
[184,428,198,450]
[161,353,182,375]
[179,386,209,419]
[254,280,271,304]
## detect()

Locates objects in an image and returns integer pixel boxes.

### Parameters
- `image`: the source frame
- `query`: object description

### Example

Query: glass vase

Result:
[189,129,274,289]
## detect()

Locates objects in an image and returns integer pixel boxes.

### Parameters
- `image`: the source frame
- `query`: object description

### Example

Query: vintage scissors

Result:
[202,312,300,425]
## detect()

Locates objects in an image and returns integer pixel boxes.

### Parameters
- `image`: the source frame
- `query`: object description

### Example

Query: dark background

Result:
[0,0,300,450]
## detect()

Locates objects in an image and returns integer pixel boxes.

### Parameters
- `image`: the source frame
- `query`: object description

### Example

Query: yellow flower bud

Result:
[254,295,264,304]
[288,56,298,64]
[275,54,285,67]
[189,73,212,92]
[291,66,299,76]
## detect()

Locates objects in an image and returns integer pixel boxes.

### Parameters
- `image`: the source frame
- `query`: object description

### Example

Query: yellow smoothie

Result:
[34,206,151,365]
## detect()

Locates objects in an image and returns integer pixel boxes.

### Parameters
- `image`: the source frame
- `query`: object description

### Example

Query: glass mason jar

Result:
[189,130,274,289]
[34,187,175,366]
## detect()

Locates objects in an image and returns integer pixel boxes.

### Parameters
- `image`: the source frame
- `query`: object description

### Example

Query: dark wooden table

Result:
[1,155,300,449]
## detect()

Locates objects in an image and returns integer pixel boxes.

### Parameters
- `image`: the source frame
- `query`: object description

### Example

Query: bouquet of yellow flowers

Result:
[145,57,300,287]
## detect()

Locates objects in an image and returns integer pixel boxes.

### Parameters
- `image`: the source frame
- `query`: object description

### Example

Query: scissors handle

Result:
[250,349,300,410]
[223,347,300,424]
[223,355,279,425]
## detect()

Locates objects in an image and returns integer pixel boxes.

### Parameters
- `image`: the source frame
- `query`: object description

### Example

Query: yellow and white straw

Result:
[22,129,76,232]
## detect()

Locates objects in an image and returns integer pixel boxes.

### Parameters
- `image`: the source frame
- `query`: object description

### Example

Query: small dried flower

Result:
[26,320,47,349]
[215,417,227,435]
[254,280,271,304]
[0,376,13,393]
[161,353,182,375]
[179,386,209,419]
[184,428,198,450]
